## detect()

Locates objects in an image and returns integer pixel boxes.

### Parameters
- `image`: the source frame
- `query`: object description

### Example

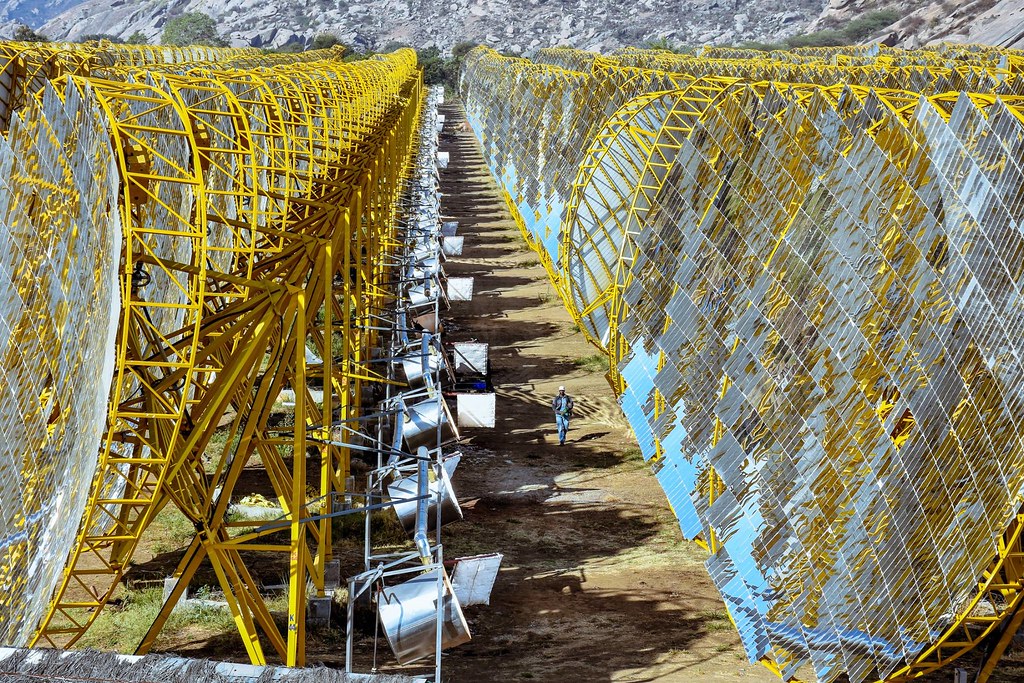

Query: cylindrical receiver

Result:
[386,454,463,533]
[402,395,457,450]
[378,568,471,664]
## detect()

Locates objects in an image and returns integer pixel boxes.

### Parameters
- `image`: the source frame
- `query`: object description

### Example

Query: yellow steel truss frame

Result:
[0,42,422,667]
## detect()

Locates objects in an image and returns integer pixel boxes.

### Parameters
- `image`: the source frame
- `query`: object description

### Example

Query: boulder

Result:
[878,30,900,47]
[271,29,304,49]
[256,27,276,47]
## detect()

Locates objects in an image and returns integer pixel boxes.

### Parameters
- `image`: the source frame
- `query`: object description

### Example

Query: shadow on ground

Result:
[397,103,751,683]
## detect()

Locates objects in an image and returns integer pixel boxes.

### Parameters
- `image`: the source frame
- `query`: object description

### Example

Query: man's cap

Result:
[558,386,565,391]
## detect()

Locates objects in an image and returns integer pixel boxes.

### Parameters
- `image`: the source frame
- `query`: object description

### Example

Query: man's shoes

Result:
[559,441,565,446]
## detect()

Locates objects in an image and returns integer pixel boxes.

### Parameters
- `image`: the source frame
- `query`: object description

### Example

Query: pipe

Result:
[421,333,431,380]
[414,445,431,563]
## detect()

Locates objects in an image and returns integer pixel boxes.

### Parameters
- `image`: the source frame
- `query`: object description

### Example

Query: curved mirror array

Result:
[462,44,1024,682]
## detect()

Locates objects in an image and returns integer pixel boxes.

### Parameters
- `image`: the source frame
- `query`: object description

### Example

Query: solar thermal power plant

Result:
[0,38,461,671]
[462,44,1024,682]
[6,30,1024,683]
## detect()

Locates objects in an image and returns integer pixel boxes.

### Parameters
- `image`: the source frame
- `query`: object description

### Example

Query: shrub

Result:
[13,25,47,43]
[311,32,344,50]
[162,12,228,47]
[738,8,900,51]
[786,29,846,48]
[80,33,123,43]
[841,9,900,42]
[738,40,786,51]
[452,40,477,60]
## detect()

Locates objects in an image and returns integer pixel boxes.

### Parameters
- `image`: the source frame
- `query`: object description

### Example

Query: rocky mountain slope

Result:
[35,0,824,53]
[812,0,1024,49]
[2,0,1022,54]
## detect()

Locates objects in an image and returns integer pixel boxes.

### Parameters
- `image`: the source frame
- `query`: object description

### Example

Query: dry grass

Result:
[573,353,608,373]
[149,507,199,555]
[76,586,236,653]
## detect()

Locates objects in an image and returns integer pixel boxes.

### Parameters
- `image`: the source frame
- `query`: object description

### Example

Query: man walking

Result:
[551,386,574,445]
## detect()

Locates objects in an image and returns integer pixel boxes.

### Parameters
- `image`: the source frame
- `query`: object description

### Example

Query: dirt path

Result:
[435,103,777,683]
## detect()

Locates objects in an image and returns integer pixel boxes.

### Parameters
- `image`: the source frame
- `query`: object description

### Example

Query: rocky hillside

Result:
[812,0,1024,49]
[0,0,81,40]
[2,0,1022,54]
[33,0,825,53]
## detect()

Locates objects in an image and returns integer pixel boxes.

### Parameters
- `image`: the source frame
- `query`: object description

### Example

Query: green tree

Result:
[447,41,479,92]
[416,46,447,85]
[311,32,344,51]
[13,24,48,43]
[411,43,479,92]
[161,12,228,47]
[126,31,149,45]
[451,41,477,60]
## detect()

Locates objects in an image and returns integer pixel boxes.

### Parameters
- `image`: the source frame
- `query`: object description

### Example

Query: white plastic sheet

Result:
[456,392,495,428]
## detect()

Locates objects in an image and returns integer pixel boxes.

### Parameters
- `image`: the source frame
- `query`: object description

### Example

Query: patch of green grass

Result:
[223,507,268,536]
[206,427,230,453]
[331,508,409,548]
[77,585,237,653]
[178,586,237,631]
[203,428,237,473]
[574,353,608,373]
[620,446,644,464]
[76,587,165,652]
[370,509,410,546]
[260,591,290,615]
[698,609,734,632]
[149,507,197,555]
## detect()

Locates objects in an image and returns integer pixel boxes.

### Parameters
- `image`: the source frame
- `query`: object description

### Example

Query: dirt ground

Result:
[429,103,777,683]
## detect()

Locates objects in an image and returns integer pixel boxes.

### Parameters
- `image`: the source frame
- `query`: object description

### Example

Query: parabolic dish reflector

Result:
[461,44,1024,682]
[0,40,422,657]
[0,79,120,644]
